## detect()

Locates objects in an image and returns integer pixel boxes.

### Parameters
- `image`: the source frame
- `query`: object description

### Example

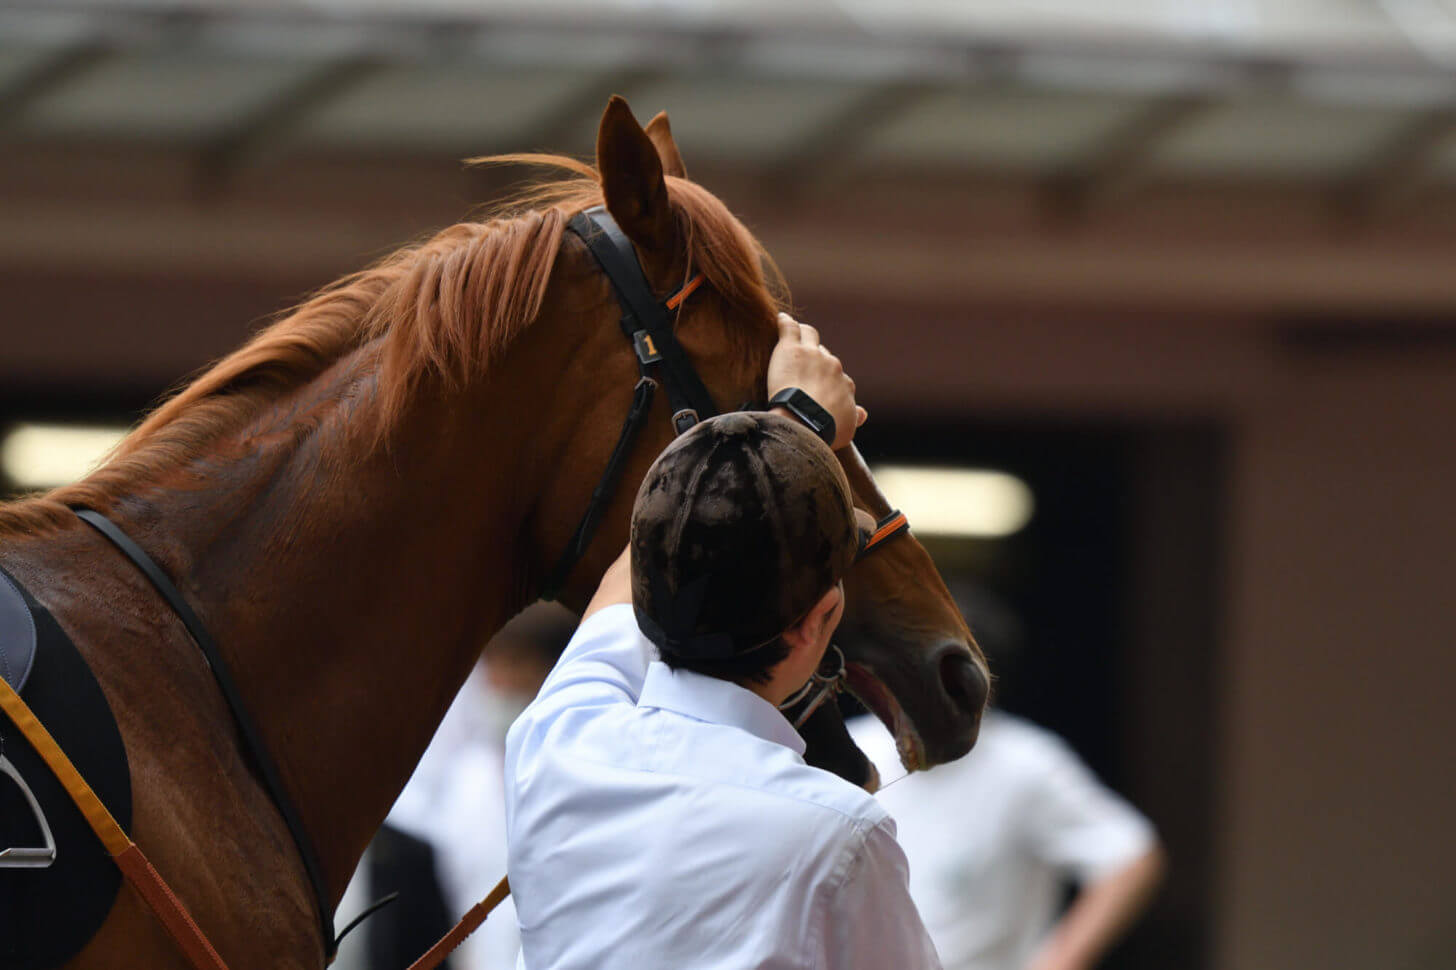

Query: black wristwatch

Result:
[768,387,836,447]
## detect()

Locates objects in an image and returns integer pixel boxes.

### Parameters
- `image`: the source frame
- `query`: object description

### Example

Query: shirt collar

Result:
[638,661,807,756]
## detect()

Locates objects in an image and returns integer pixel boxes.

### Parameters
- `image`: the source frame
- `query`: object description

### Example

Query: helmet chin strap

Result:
[778,644,848,729]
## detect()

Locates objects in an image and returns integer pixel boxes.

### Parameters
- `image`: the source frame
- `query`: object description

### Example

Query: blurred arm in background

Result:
[1024,841,1165,970]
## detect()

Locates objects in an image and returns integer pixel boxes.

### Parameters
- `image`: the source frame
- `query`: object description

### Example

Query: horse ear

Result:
[597,96,675,252]
[645,111,688,179]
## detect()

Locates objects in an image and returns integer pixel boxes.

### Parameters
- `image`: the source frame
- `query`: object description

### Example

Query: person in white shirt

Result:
[504,316,940,970]
[848,587,1164,970]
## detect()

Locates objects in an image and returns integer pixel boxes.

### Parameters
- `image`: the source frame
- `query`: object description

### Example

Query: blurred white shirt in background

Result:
[850,710,1155,970]
[387,663,524,970]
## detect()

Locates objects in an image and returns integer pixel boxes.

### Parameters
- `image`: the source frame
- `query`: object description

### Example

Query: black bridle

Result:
[540,205,912,603]
[73,507,338,960]
[538,207,716,601]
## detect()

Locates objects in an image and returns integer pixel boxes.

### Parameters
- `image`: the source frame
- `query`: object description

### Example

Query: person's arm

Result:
[583,544,632,621]
[519,546,641,719]
[1024,843,1166,970]
[1021,731,1166,970]
[822,819,943,970]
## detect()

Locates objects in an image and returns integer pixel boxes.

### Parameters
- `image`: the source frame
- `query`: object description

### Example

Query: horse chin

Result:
[862,759,882,795]
[845,661,927,773]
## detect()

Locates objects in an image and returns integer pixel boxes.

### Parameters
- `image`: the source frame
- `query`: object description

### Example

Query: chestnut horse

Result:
[0,98,985,968]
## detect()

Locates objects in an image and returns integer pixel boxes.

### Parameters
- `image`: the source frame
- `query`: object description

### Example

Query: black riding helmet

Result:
[631,411,859,659]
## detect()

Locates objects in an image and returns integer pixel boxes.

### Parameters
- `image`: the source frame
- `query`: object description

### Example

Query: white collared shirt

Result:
[504,604,941,970]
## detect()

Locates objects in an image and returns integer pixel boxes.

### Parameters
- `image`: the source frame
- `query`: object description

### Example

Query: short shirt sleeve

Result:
[1020,733,1156,884]
[822,817,943,970]
[533,603,653,707]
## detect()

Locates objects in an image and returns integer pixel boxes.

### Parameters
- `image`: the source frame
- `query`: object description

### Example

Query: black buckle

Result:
[672,409,699,435]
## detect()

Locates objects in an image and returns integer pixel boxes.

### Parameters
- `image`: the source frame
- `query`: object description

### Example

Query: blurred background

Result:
[2,2,1454,968]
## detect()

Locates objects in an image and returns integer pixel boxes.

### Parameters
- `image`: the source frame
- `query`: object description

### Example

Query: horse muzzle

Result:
[843,638,987,771]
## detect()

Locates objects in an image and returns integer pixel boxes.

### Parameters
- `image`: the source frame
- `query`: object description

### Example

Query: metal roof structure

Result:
[4,1,1456,408]
[6,1,1456,206]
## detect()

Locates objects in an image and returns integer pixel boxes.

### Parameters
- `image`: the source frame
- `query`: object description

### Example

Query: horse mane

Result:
[0,154,787,537]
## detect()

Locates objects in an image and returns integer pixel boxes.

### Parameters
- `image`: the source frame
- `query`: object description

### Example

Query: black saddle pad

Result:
[0,569,37,693]
[0,564,131,970]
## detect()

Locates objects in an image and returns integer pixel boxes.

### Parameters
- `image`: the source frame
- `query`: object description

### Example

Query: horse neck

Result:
[105,303,624,900]
[839,444,894,518]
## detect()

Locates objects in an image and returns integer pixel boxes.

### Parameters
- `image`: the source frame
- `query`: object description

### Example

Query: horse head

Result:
[538,98,987,782]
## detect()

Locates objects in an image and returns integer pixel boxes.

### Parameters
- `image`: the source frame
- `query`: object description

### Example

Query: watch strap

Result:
[768,387,836,447]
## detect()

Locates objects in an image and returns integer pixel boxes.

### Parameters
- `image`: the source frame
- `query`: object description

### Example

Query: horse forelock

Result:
[0,153,784,537]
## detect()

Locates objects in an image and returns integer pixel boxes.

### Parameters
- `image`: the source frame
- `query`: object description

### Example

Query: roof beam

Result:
[506,66,669,154]
[0,42,111,131]
[762,80,938,201]
[1336,105,1456,223]
[1045,93,1215,217]
[195,54,384,190]
[504,32,750,153]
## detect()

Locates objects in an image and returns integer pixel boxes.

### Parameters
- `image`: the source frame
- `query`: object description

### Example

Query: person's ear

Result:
[781,584,844,654]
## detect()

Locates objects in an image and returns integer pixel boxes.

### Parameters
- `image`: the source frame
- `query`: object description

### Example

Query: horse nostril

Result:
[938,650,988,716]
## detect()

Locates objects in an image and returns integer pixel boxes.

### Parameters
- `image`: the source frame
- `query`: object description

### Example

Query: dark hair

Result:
[657,634,791,686]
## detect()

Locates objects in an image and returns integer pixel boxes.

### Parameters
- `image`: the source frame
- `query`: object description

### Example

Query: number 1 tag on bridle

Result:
[539,207,711,601]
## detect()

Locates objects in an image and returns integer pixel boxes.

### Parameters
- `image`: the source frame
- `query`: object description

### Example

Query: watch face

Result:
[774,389,834,444]
[801,398,830,431]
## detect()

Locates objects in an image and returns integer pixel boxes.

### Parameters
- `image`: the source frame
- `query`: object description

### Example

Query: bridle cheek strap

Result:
[778,644,847,729]
[539,209,712,602]
[779,510,911,729]
[857,510,910,562]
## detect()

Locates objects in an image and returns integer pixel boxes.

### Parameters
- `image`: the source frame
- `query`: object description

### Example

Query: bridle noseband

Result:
[775,510,914,728]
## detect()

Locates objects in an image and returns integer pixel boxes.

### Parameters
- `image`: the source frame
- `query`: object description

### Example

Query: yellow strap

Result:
[0,672,233,970]
[0,673,130,856]
[405,876,511,970]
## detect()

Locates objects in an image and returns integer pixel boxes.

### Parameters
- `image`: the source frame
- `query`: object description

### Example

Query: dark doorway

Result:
[853,414,1224,970]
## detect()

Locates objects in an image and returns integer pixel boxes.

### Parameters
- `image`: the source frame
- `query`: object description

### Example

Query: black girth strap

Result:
[73,508,337,961]
[539,209,716,601]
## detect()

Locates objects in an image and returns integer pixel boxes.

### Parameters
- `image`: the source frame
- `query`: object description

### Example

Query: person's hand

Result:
[766,312,867,451]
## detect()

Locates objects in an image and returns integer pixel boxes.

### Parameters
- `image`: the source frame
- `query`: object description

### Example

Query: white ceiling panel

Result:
[1150,97,1419,177]
[1419,130,1456,179]
[18,52,322,139]
[623,76,882,161]
[300,65,608,152]
[0,47,54,91]
[857,88,1149,170]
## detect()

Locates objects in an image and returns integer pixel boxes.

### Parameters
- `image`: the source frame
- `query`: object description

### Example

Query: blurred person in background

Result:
[338,603,576,970]
[849,584,1164,970]
[332,823,456,970]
